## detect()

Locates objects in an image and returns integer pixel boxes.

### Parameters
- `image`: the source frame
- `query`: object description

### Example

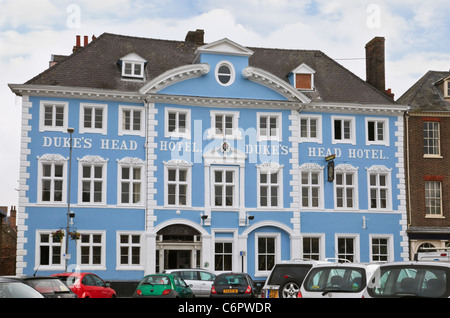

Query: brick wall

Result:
[407,115,450,228]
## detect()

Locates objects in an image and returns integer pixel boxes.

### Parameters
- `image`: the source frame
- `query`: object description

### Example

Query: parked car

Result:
[164,269,215,297]
[299,262,380,298]
[261,259,329,298]
[210,273,258,298]
[414,247,450,262]
[0,277,44,298]
[52,272,116,298]
[3,276,77,298]
[364,261,450,298]
[133,273,193,298]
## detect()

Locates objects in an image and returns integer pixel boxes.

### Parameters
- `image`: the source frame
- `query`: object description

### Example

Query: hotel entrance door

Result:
[165,250,191,269]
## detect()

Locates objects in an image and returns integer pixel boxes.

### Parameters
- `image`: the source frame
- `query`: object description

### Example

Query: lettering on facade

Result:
[307,147,388,160]
[159,140,289,156]
[42,136,138,151]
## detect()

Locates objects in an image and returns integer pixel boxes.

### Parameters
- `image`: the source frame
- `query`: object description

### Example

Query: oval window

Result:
[215,61,235,86]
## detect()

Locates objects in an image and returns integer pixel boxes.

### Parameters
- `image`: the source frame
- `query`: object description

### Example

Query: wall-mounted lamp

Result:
[200,213,208,225]
[68,211,75,226]
[247,215,254,227]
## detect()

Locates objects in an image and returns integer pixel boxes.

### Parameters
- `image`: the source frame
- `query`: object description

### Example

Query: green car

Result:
[133,274,193,298]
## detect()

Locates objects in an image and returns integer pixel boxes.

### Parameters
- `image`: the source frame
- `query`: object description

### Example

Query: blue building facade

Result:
[9,33,408,281]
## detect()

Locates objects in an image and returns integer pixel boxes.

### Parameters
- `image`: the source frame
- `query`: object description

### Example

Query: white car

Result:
[363,261,450,298]
[163,269,215,297]
[261,259,329,298]
[299,262,380,298]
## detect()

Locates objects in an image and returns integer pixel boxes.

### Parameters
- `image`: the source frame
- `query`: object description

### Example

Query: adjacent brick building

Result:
[399,71,450,255]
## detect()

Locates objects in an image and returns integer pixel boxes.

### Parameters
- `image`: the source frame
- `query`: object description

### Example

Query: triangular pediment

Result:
[195,38,254,58]
[120,52,147,63]
[292,63,315,74]
[203,141,247,166]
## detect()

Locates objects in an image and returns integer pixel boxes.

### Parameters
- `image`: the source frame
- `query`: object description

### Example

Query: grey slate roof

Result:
[398,71,450,111]
[24,32,397,105]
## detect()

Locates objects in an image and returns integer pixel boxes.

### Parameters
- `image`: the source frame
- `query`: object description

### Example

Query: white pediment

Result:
[195,38,254,58]
[120,52,147,63]
[203,141,247,166]
[292,63,315,74]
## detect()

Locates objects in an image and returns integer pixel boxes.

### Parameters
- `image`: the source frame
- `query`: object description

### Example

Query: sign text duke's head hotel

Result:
[42,135,388,163]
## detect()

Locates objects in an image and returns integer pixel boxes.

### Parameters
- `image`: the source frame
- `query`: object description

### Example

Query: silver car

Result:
[163,269,216,297]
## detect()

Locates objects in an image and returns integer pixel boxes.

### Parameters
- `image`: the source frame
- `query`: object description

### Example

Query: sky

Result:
[0,0,449,209]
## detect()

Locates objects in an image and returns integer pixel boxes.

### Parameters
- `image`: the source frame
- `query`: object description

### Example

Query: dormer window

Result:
[291,63,315,90]
[119,53,146,79]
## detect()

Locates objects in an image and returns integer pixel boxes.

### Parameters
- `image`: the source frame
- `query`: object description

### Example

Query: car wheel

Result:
[280,281,301,298]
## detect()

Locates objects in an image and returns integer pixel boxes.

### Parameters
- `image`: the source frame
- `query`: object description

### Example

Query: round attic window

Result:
[215,61,235,86]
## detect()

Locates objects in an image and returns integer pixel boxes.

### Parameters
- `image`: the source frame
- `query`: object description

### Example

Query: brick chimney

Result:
[72,35,96,53]
[365,37,386,93]
[185,29,205,45]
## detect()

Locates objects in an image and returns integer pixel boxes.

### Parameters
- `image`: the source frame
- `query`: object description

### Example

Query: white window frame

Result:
[367,165,392,211]
[37,154,68,204]
[302,234,326,260]
[215,60,235,87]
[211,166,239,208]
[299,163,324,209]
[164,160,192,207]
[39,101,68,132]
[208,110,241,140]
[255,233,281,277]
[335,234,360,262]
[165,107,191,139]
[334,164,358,210]
[116,232,145,270]
[423,121,441,157]
[118,158,145,206]
[369,234,394,262]
[299,114,322,143]
[425,180,443,217]
[122,61,144,79]
[35,230,65,271]
[331,115,356,145]
[79,103,108,135]
[77,155,108,205]
[257,112,282,141]
[365,117,389,146]
[256,162,284,208]
[77,231,106,270]
[118,105,145,137]
[214,240,234,272]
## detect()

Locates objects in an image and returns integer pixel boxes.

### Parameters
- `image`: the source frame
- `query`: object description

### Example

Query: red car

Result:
[52,272,116,298]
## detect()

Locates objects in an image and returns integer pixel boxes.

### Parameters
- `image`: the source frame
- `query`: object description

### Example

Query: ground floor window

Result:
[78,232,105,269]
[117,233,143,269]
[257,236,276,272]
[303,237,321,260]
[337,236,356,262]
[371,237,389,261]
[215,242,233,271]
[36,231,64,269]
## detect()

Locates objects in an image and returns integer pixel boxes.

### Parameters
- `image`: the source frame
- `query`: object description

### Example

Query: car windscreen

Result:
[214,274,248,287]
[267,264,312,285]
[303,266,366,293]
[366,264,450,298]
[141,275,172,286]
[27,279,72,294]
[54,276,78,287]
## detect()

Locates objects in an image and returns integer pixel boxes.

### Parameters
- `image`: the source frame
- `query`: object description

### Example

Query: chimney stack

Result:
[73,35,95,53]
[185,29,205,46]
[365,37,386,93]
